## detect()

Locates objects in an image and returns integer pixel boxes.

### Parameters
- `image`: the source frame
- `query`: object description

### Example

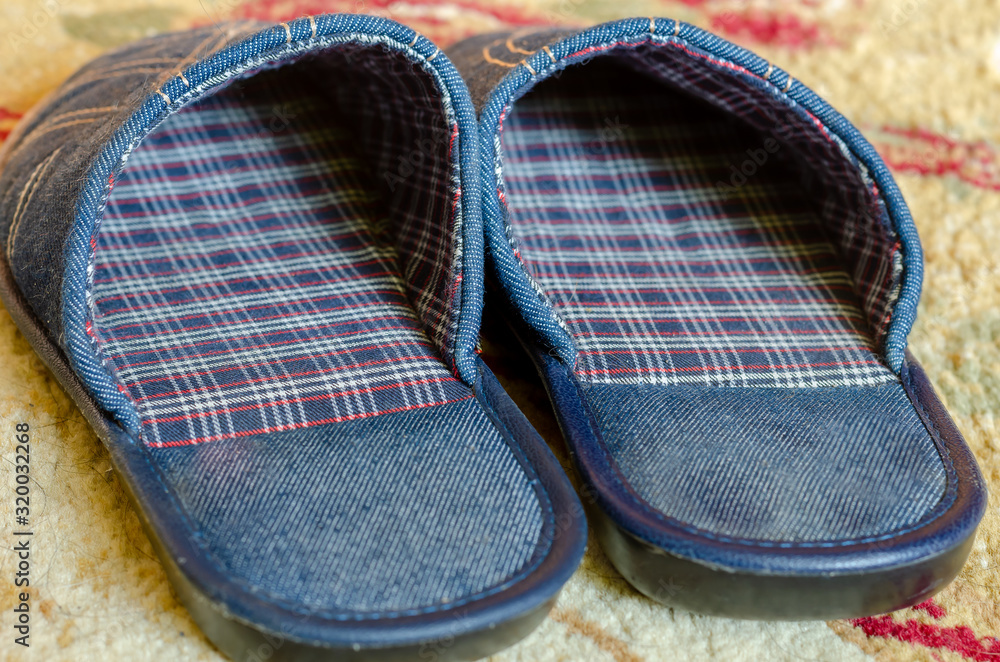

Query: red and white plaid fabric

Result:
[92,66,470,447]
[501,59,896,388]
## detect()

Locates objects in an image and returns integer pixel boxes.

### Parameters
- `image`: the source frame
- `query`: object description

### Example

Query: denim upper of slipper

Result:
[0,15,585,655]
[3,16,485,434]
[446,17,986,614]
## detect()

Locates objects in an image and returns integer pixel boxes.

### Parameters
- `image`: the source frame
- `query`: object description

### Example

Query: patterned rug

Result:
[0,0,996,659]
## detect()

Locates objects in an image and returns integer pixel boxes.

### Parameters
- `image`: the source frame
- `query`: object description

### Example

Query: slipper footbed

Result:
[90,59,550,615]
[501,60,948,545]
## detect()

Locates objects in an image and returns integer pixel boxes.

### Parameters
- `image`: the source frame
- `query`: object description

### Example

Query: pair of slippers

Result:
[0,14,985,661]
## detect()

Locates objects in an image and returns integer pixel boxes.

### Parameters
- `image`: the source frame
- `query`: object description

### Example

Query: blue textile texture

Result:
[93,63,471,447]
[582,381,945,543]
[153,399,547,615]
[502,60,895,388]
[443,18,957,559]
[0,17,577,633]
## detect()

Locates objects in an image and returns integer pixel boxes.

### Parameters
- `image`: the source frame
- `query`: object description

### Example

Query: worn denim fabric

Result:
[445,18,986,593]
[153,398,548,615]
[582,381,947,543]
[0,16,589,651]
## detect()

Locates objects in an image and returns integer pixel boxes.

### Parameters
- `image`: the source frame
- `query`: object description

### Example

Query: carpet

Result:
[0,0,997,660]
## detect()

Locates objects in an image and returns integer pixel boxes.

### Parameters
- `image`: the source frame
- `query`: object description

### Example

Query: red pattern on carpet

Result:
[0,107,23,143]
[871,126,1000,192]
[709,9,835,48]
[851,599,1000,662]
[228,0,559,45]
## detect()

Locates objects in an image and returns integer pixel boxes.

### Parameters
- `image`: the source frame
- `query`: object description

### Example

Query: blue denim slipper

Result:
[0,16,585,659]
[448,18,987,619]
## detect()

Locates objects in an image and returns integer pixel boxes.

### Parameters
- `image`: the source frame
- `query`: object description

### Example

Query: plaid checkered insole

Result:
[502,69,896,388]
[92,78,471,447]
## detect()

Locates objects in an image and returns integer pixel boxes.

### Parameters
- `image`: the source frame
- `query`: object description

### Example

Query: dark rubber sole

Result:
[589,499,975,620]
[0,257,570,660]
[0,21,589,659]
[156,513,557,662]
[495,307,984,621]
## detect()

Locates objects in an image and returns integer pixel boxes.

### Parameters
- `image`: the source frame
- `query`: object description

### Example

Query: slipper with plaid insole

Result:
[0,16,585,660]
[448,18,986,619]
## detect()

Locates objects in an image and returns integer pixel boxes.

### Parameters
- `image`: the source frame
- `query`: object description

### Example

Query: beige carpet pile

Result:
[0,0,997,659]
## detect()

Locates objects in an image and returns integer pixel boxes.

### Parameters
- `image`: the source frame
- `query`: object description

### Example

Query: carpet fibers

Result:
[0,0,997,660]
